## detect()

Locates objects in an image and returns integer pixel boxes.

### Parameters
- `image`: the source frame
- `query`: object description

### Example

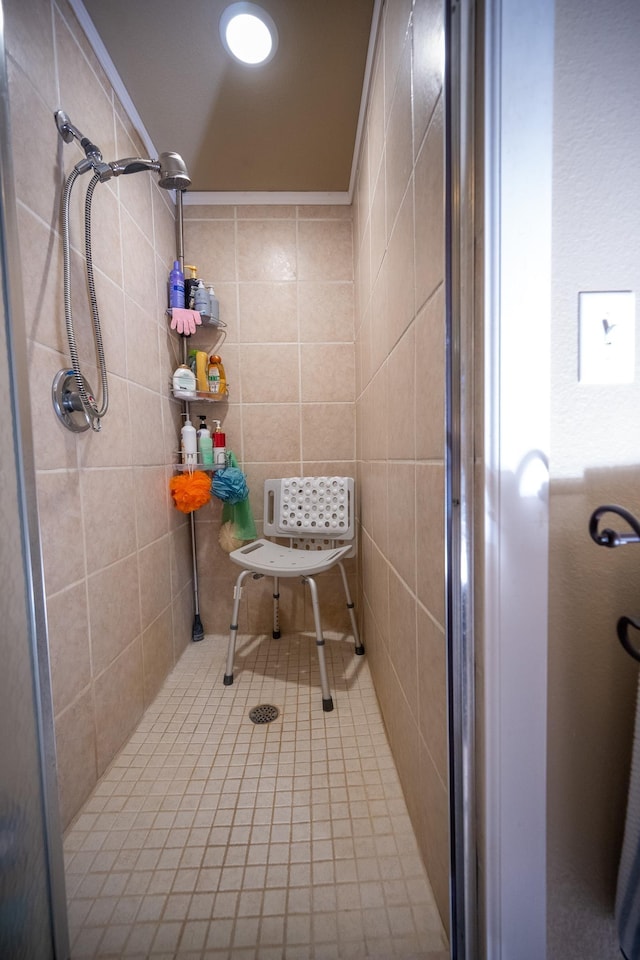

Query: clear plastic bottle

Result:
[207,354,227,395]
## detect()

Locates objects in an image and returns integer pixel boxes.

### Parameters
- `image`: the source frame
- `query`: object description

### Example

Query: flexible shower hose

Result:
[61,167,109,430]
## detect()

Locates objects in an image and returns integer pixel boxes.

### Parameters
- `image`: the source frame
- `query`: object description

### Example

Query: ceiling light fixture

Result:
[219,2,278,66]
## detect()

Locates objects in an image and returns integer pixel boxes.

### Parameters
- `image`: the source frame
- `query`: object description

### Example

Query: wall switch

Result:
[578,290,635,384]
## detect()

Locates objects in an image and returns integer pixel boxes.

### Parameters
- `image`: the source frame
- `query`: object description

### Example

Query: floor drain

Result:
[249,704,280,724]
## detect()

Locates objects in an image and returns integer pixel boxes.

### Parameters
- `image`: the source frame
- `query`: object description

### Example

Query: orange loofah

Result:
[169,471,211,513]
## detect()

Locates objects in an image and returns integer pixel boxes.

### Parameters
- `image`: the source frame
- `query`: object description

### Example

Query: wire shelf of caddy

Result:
[172,388,228,401]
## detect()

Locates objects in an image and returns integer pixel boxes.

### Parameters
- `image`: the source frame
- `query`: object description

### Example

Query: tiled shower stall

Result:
[7,0,448,936]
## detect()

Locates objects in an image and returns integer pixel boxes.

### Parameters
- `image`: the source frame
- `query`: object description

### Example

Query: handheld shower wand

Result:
[52,110,191,433]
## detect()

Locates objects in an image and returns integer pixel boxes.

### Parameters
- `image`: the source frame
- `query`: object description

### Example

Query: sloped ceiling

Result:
[80,0,376,195]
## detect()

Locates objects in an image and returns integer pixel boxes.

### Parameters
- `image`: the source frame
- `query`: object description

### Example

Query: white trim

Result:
[482,0,554,956]
[66,0,159,162]
[182,191,351,207]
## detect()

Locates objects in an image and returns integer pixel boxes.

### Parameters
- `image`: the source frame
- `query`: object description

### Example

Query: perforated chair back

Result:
[263,476,356,557]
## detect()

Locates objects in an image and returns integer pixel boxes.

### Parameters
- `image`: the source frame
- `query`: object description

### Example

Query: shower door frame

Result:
[0,1,70,956]
[447,0,553,957]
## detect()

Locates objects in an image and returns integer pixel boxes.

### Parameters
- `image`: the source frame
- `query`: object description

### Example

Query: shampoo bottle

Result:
[207,355,227,395]
[194,280,210,317]
[169,261,185,309]
[181,416,197,466]
[184,265,198,310]
[197,417,214,467]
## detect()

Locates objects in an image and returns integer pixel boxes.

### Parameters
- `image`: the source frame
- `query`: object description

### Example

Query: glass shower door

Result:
[0,0,69,955]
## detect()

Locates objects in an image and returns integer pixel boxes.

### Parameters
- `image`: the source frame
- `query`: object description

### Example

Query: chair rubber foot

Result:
[355,644,365,656]
[223,674,234,686]
[272,630,281,639]
[322,697,334,712]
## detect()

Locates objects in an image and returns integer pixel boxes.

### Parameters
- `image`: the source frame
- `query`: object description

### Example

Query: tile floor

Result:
[64,631,449,959]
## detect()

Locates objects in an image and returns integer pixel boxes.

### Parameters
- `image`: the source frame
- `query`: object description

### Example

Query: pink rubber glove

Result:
[170,308,203,336]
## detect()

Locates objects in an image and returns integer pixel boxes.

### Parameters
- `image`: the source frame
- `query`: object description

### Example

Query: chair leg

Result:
[272,576,281,639]
[338,561,364,655]
[224,569,252,686]
[304,576,333,712]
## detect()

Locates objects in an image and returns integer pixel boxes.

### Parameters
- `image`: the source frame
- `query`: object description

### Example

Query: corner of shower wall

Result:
[5,0,193,828]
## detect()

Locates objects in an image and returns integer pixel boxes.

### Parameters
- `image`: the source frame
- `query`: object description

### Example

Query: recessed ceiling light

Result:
[220,2,278,66]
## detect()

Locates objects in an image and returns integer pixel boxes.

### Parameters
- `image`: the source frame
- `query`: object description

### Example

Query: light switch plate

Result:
[578,290,635,384]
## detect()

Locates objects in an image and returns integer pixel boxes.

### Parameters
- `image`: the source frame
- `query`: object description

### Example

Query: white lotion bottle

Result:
[181,416,197,466]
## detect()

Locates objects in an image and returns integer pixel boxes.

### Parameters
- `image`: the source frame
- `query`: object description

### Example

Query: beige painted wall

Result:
[6,0,194,829]
[352,0,449,926]
[548,0,640,954]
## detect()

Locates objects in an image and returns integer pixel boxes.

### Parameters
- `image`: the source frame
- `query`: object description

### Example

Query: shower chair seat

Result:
[224,476,364,712]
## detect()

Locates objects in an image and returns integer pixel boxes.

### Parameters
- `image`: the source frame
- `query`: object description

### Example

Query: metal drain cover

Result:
[249,704,280,724]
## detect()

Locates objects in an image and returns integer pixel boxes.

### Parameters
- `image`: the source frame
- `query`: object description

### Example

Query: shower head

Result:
[157,152,191,190]
[101,152,191,190]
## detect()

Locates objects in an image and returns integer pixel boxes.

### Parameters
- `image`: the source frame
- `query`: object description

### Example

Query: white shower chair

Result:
[224,476,364,711]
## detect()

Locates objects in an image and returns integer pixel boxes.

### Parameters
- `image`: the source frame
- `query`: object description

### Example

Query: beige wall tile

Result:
[87,179,124,291]
[414,96,444,313]
[17,205,65,354]
[135,465,171,548]
[237,220,297,282]
[237,205,295,219]
[95,273,128,380]
[387,325,416,460]
[88,554,141,675]
[78,375,133,469]
[298,282,354,343]
[387,570,418,718]
[128,383,165,466]
[28,343,79,472]
[54,687,97,830]
[300,344,355,403]
[415,287,445,460]
[38,469,84,595]
[385,39,413,238]
[142,608,174,707]
[243,403,301,462]
[297,221,353,282]
[8,58,61,228]
[184,204,235,220]
[383,0,412,124]
[5,0,56,107]
[412,0,445,153]
[239,283,298,343]
[301,403,355,462]
[47,582,91,715]
[125,296,161,391]
[241,344,300,403]
[367,51,386,199]
[386,462,416,592]
[139,536,172,631]
[370,159,387,285]
[94,639,144,776]
[184,219,237,281]
[81,466,137,572]
[418,739,450,931]
[415,463,445,626]
[417,605,447,783]
[386,184,415,350]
